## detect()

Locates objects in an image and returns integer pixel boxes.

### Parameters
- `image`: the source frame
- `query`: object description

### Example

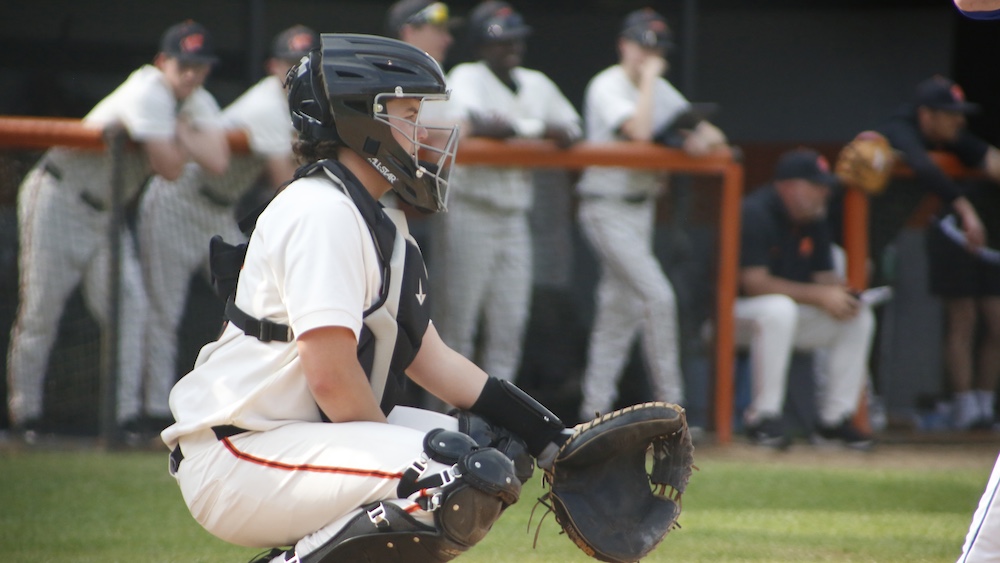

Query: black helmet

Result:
[287,33,458,213]
[467,1,532,49]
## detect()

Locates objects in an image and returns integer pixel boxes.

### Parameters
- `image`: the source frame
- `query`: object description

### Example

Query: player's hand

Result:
[543,123,577,149]
[681,122,728,157]
[817,286,861,320]
[959,207,986,250]
[468,112,516,139]
[640,55,668,82]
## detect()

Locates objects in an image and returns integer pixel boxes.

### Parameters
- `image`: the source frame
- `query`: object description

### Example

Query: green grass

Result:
[0,447,991,562]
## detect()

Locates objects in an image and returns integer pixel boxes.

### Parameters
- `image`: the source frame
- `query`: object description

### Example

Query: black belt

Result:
[41,161,106,211]
[581,193,650,204]
[169,425,249,473]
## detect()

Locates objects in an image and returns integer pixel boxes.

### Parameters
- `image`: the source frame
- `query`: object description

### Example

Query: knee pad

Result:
[400,429,520,544]
[300,429,521,563]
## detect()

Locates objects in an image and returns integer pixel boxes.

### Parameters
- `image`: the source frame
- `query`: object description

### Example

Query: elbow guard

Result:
[470,377,565,458]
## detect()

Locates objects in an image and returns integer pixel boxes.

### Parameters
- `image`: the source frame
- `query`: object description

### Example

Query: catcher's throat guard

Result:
[537,402,694,563]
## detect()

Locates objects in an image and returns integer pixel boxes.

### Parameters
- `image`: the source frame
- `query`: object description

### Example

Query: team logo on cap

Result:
[288,32,315,53]
[951,84,966,103]
[181,33,205,54]
[816,155,830,173]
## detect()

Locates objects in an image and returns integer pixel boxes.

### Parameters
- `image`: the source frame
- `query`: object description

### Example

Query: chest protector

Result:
[208,160,431,413]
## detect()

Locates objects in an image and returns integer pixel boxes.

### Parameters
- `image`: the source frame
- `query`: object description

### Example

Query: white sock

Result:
[976,390,995,421]
[954,391,981,429]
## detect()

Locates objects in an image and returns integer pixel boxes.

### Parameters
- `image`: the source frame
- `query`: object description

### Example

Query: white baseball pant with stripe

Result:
[958,452,1000,562]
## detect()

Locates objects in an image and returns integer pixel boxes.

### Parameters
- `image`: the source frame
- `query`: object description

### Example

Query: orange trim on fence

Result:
[0,115,743,444]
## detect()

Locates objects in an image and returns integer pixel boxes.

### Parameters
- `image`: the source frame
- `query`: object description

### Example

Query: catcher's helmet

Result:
[287,33,458,213]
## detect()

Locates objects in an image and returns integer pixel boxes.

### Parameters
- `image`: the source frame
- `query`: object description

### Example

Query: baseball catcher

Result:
[536,402,695,563]
[834,130,897,195]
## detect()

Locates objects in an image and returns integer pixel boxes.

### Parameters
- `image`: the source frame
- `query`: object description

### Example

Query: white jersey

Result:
[445,61,581,211]
[162,171,385,449]
[577,64,690,199]
[45,64,223,206]
[202,75,295,201]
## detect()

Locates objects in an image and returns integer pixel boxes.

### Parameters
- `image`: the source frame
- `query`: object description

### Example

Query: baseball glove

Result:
[536,402,694,563]
[834,130,896,194]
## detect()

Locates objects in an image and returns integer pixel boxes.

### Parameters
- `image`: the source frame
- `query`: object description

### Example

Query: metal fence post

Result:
[98,124,126,448]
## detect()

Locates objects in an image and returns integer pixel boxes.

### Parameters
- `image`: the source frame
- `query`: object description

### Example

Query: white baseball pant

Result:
[735,293,874,426]
[172,409,458,551]
[8,168,146,425]
[432,195,532,383]
[958,452,1000,562]
[138,178,244,418]
[576,197,684,420]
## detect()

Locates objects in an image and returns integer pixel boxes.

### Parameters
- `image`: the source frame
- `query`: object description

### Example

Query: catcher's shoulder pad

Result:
[538,402,695,563]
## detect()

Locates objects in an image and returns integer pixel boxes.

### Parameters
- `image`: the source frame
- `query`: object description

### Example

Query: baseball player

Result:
[162,34,573,563]
[958,450,1000,562]
[576,8,727,422]
[873,76,1000,430]
[136,25,319,435]
[6,20,228,441]
[736,149,875,450]
[385,0,455,66]
[432,1,581,388]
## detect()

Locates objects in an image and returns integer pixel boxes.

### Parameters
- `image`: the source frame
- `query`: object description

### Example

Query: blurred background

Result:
[0,0,996,436]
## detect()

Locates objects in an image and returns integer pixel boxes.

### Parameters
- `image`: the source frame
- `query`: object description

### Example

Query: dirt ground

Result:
[696,433,1000,471]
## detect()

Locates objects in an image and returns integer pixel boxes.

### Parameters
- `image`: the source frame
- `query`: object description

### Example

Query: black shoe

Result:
[811,419,873,451]
[247,548,291,563]
[745,417,791,450]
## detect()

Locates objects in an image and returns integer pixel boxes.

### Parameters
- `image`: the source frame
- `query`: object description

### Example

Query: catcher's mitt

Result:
[537,402,694,563]
[834,130,896,194]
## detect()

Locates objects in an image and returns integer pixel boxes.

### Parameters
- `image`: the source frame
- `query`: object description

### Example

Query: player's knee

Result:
[753,294,798,335]
[297,429,520,563]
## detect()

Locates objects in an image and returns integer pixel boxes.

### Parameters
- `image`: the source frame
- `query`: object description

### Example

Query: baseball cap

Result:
[468,1,532,45]
[620,8,673,51]
[271,25,320,62]
[914,75,980,114]
[160,20,218,65]
[774,148,840,189]
[386,0,457,36]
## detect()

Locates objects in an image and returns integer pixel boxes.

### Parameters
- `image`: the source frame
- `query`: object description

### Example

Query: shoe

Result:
[745,417,791,450]
[811,419,873,451]
[12,418,47,445]
[247,548,291,563]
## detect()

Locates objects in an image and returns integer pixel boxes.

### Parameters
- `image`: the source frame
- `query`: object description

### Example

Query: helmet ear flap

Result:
[288,48,341,143]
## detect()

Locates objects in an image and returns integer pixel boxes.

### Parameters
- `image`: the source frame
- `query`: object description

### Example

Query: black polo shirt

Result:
[877,105,989,204]
[739,184,834,294]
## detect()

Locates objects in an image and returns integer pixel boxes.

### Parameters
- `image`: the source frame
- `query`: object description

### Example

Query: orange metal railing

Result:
[0,115,744,443]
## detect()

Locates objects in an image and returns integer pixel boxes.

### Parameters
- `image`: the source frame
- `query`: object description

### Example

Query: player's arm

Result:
[982,145,1000,183]
[406,322,489,409]
[298,326,387,423]
[619,55,665,142]
[740,265,859,320]
[176,117,230,176]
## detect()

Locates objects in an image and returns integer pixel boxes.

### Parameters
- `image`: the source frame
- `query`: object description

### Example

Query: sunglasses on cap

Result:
[408,2,450,26]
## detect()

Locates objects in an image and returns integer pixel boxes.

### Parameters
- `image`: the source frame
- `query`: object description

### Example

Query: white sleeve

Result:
[179,89,225,130]
[267,188,370,338]
[586,75,636,141]
[223,78,294,156]
[119,72,178,140]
